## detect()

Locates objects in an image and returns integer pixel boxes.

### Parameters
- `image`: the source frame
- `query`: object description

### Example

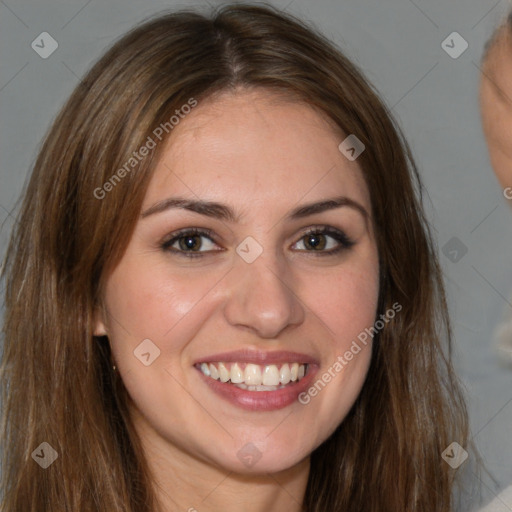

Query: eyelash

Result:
[160,225,355,259]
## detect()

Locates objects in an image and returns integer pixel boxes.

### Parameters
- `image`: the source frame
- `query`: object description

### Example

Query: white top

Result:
[478,485,512,511]
[477,303,512,512]
[495,303,512,364]
[478,307,512,511]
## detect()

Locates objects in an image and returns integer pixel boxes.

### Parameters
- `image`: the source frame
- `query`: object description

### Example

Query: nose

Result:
[223,250,305,339]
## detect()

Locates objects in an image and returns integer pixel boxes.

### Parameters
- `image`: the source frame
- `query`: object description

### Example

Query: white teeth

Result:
[290,363,299,382]
[200,363,210,377]
[199,361,308,388]
[248,384,279,391]
[218,362,230,383]
[280,363,291,385]
[209,363,219,380]
[234,382,286,391]
[262,364,280,386]
[230,363,244,384]
[244,364,262,385]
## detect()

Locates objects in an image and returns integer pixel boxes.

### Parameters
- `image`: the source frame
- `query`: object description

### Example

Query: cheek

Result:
[306,259,380,346]
[295,253,379,431]
[320,277,378,344]
[488,148,512,189]
[104,258,226,343]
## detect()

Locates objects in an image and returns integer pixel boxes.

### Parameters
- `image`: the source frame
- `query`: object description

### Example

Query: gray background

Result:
[1,0,512,510]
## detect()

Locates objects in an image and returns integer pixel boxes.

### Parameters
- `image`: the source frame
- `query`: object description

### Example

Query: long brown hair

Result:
[1,4,469,511]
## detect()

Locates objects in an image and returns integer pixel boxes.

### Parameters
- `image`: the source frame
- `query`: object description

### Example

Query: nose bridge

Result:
[223,242,304,338]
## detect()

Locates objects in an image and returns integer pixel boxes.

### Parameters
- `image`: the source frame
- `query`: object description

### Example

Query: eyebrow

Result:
[140,195,369,223]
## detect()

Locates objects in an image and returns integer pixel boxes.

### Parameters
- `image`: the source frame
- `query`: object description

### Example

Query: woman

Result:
[1,4,470,511]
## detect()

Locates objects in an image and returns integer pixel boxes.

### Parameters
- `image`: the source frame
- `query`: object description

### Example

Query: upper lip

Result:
[193,349,319,366]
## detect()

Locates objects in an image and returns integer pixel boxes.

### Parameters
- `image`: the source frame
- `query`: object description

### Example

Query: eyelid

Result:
[160,227,221,255]
[160,224,355,258]
[298,224,353,241]
[292,224,355,252]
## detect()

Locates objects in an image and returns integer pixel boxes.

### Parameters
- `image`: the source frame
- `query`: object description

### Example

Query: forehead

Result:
[482,28,512,104]
[481,31,512,141]
[144,89,371,218]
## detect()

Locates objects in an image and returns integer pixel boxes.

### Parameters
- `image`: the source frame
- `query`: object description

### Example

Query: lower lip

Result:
[196,366,318,411]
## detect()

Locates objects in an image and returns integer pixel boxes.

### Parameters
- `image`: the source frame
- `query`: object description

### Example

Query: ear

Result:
[93,304,108,337]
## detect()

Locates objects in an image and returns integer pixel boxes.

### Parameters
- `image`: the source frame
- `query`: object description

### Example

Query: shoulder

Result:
[478,485,512,511]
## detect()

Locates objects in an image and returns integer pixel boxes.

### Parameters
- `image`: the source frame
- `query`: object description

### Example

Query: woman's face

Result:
[480,28,512,192]
[95,89,380,474]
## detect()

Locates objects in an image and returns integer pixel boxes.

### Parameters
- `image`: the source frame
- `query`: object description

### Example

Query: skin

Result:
[480,25,512,199]
[94,88,380,511]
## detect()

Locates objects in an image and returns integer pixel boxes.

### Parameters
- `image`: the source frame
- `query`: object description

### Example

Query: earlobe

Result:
[93,305,108,337]
[93,320,108,337]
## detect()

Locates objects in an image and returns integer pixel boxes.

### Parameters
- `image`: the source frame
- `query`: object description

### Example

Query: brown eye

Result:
[161,228,221,258]
[292,226,354,255]
[303,233,327,250]
[178,234,203,251]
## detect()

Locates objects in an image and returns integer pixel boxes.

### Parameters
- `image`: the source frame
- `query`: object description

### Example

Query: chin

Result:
[204,437,314,475]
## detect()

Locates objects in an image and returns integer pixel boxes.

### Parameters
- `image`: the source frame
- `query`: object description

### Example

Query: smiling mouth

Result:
[195,362,309,391]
